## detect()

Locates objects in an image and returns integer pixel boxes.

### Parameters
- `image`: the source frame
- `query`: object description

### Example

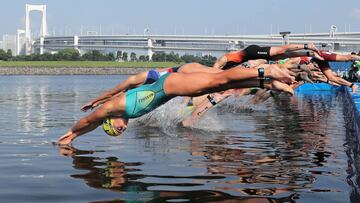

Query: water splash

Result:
[129,95,270,134]
[131,98,190,135]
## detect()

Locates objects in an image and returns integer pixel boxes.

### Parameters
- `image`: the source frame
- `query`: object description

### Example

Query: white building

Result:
[17,29,26,55]
[0,40,3,50]
[3,34,17,56]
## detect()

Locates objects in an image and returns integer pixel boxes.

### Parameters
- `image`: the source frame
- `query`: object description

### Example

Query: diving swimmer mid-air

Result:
[57,64,295,145]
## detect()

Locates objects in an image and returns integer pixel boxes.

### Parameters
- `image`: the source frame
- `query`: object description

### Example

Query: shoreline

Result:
[0,67,150,75]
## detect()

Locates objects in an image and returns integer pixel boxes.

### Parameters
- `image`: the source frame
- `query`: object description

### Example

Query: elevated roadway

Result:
[32,32,360,58]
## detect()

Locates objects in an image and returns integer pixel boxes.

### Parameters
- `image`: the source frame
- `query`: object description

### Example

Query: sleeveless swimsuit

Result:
[123,73,175,119]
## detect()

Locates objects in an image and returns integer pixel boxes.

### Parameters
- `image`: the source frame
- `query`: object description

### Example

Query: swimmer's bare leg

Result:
[179,63,221,74]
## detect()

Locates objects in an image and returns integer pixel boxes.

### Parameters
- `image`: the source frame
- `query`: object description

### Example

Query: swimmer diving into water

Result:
[183,49,360,126]
[282,50,359,92]
[57,64,295,145]
[80,63,221,112]
[180,43,323,126]
[80,66,179,112]
[213,43,323,70]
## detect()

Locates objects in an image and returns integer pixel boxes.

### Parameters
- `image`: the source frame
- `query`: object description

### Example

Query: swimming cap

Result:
[354,61,360,68]
[278,59,288,64]
[144,70,160,84]
[102,118,126,136]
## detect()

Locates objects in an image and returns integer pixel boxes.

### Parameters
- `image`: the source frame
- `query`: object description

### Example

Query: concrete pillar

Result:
[147,38,153,60]
[74,35,80,53]
[40,5,48,37]
[40,36,44,54]
[25,4,31,55]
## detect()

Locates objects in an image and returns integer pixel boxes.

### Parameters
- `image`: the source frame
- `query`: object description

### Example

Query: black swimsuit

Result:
[223,45,271,70]
[243,45,271,61]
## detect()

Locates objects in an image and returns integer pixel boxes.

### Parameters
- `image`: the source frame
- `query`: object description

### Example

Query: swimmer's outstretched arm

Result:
[213,43,320,69]
[224,64,295,84]
[271,50,324,61]
[317,61,358,92]
[81,71,149,112]
[269,43,320,56]
[59,97,124,145]
[332,53,360,61]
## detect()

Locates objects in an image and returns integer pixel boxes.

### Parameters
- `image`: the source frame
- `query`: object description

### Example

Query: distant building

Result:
[17,30,26,55]
[3,34,17,56]
[0,41,3,50]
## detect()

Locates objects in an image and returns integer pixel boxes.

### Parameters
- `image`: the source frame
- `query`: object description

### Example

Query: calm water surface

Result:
[0,75,359,203]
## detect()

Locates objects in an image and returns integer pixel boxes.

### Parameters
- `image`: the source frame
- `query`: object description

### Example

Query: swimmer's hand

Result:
[310,71,324,79]
[268,65,296,84]
[308,43,321,54]
[57,132,75,145]
[351,84,358,93]
[298,64,312,75]
[266,80,294,96]
[307,62,320,71]
[290,81,305,89]
[81,102,94,112]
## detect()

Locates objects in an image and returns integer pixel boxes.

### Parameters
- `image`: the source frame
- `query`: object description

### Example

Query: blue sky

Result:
[1,0,360,37]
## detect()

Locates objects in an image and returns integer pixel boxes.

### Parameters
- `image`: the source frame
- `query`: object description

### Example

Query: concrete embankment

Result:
[0,67,149,75]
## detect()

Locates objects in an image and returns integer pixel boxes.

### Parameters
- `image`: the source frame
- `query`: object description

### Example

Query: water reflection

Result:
[1,76,360,202]
[59,146,139,190]
[59,146,295,202]
[0,76,102,136]
[55,87,360,202]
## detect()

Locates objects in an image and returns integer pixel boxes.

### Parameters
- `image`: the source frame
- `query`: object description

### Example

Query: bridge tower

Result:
[25,4,48,55]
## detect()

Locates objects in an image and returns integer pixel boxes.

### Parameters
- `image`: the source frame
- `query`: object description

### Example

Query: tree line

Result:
[0,48,217,65]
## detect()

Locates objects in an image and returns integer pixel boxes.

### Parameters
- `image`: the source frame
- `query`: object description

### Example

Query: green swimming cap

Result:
[102,118,125,136]
[355,61,360,68]
[278,58,289,64]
